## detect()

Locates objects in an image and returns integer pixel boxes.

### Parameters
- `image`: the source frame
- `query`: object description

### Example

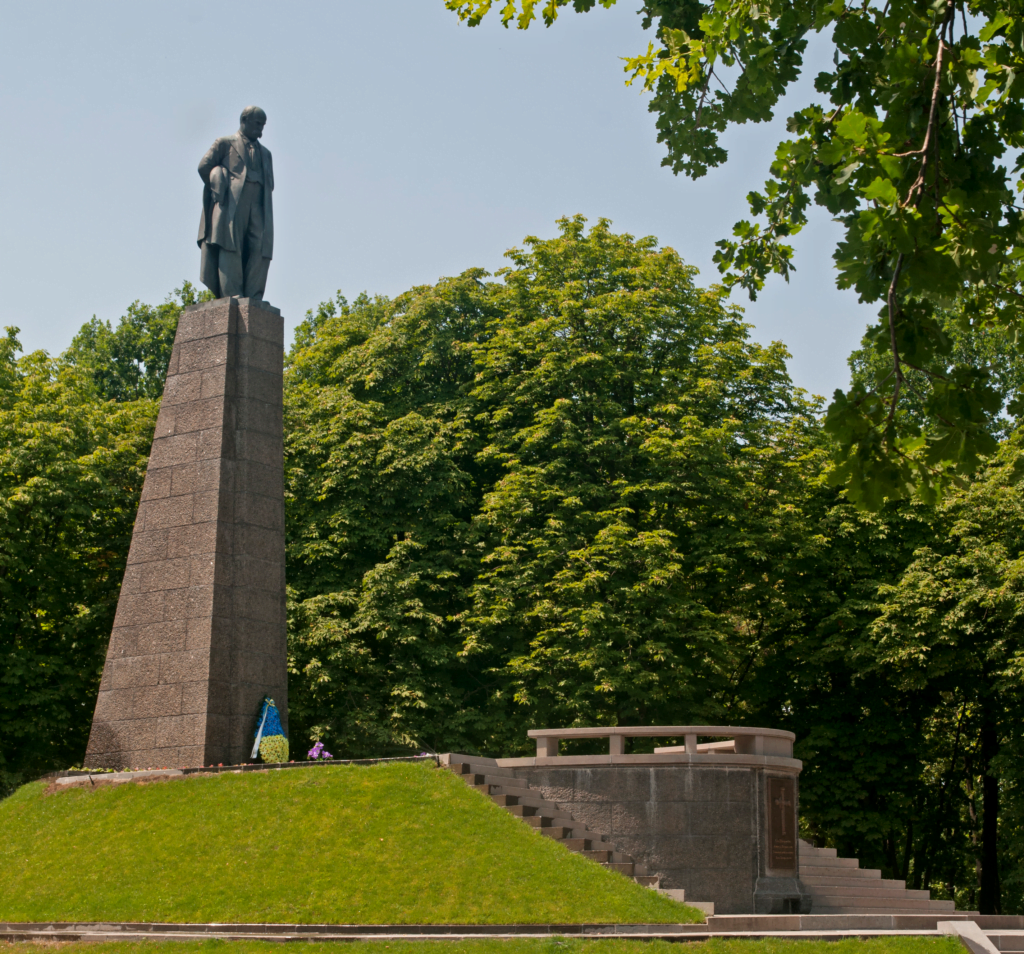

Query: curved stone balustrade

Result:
[521,725,796,765]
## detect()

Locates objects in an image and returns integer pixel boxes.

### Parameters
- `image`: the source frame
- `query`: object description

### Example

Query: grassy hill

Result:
[0,761,702,925]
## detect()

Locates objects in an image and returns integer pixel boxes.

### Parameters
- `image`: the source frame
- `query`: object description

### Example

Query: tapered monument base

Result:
[85,297,287,769]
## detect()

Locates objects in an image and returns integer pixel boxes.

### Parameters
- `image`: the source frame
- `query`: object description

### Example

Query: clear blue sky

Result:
[0,1,874,398]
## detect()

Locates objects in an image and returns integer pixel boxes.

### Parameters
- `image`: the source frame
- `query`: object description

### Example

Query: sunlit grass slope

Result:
[0,761,702,924]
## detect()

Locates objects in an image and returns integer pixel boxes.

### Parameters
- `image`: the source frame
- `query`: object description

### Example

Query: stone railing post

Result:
[536,736,559,758]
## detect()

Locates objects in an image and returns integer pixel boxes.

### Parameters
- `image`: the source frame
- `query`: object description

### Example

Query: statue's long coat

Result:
[197,133,275,291]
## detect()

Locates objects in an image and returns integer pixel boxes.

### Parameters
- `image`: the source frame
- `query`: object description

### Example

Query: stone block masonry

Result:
[509,762,807,915]
[85,297,287,770]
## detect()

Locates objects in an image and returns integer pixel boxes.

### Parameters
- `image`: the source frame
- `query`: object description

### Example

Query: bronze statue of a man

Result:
[197,106,275,300]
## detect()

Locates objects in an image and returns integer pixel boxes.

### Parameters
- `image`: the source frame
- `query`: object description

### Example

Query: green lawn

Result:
[0,762,701,924]
[0,939,965,954]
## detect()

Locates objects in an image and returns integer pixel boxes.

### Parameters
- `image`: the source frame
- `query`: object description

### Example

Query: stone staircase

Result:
[446,754,660,889]
[799,839,958,914]
[446,754,960,916]
[987,931,1024,951]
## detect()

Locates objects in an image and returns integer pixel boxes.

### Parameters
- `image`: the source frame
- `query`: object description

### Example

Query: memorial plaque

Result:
[767,776,797,870]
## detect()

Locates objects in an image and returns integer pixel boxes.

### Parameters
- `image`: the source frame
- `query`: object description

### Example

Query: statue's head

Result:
[240,105,267,140]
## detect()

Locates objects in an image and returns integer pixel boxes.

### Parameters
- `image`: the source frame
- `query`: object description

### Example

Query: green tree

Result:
[63,282,210,402]
[739,435,1024,915]
[446,0,1024,506]
[284,216,823,756]
[867,440,1024,913]
[734,491,944,884]
[848,299,1024,443]
[285,282,496,756]
[462,215,822,740]
[0,330,157,792]
[0,286,193,792]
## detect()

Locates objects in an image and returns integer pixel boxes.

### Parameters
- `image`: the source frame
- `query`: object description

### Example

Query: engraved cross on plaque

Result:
[774,788,793,834]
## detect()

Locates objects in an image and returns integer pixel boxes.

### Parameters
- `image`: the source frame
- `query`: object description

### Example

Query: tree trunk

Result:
[902,817,913,883]
[979,722,1001,914]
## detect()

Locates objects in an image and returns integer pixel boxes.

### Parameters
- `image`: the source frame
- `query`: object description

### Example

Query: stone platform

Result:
[495,726,806,915]
[85,297,287,769]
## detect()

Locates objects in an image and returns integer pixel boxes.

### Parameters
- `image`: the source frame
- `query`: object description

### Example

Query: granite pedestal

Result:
[85,297,287,769]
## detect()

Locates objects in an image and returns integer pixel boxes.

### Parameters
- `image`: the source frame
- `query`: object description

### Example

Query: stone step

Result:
[505,803,576,824]
[799,854,862,869]
[449,751,659,895]
[706,914,960,930]
[583,849,634,864]
[604,862,634,876]
[521,816,584,839]
[448,759,518,779]
[805,893,942,911]
[800,863,880,879]
[802,875,908,891]
[489,794,518,807]
[485,782,562,807]
[804,883,929,899]
[545,824,593,841]
[984,935,1024,952]
[465,773,529,789]
[509,805,607,842]
[489,792,608,841]
[810,906,954,915]
[490,788,576,814]
[541,826,575,840]
[474,783,561,812]
[799,842,837,858]
[798,835,956,915]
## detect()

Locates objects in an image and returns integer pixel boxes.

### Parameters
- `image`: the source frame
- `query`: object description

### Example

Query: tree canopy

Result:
[285,215,821,754]
[7,221,1024,911]
[0,286,204,792]
[0,332,156,791]
[445,0,1024,507]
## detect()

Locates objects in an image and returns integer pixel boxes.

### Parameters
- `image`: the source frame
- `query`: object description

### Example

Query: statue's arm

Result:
[264,147,274,191]
[198,138,228,185]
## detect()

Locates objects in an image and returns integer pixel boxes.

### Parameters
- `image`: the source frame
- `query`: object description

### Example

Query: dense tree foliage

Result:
[284,216,821,754]
[64,282,210,402]
[869,443,1024,913]
[7,223,1024,912]
[848,300,1024,443]
[0,286,205,793]
[0,332,156,792]
[445,0,1024,507]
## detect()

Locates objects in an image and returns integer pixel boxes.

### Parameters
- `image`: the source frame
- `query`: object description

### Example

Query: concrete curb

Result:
[0,919,1006,943]
[5,915,1011,938]
[0,923,706,940]
[0,929,963,943]
[42,756,439,785]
